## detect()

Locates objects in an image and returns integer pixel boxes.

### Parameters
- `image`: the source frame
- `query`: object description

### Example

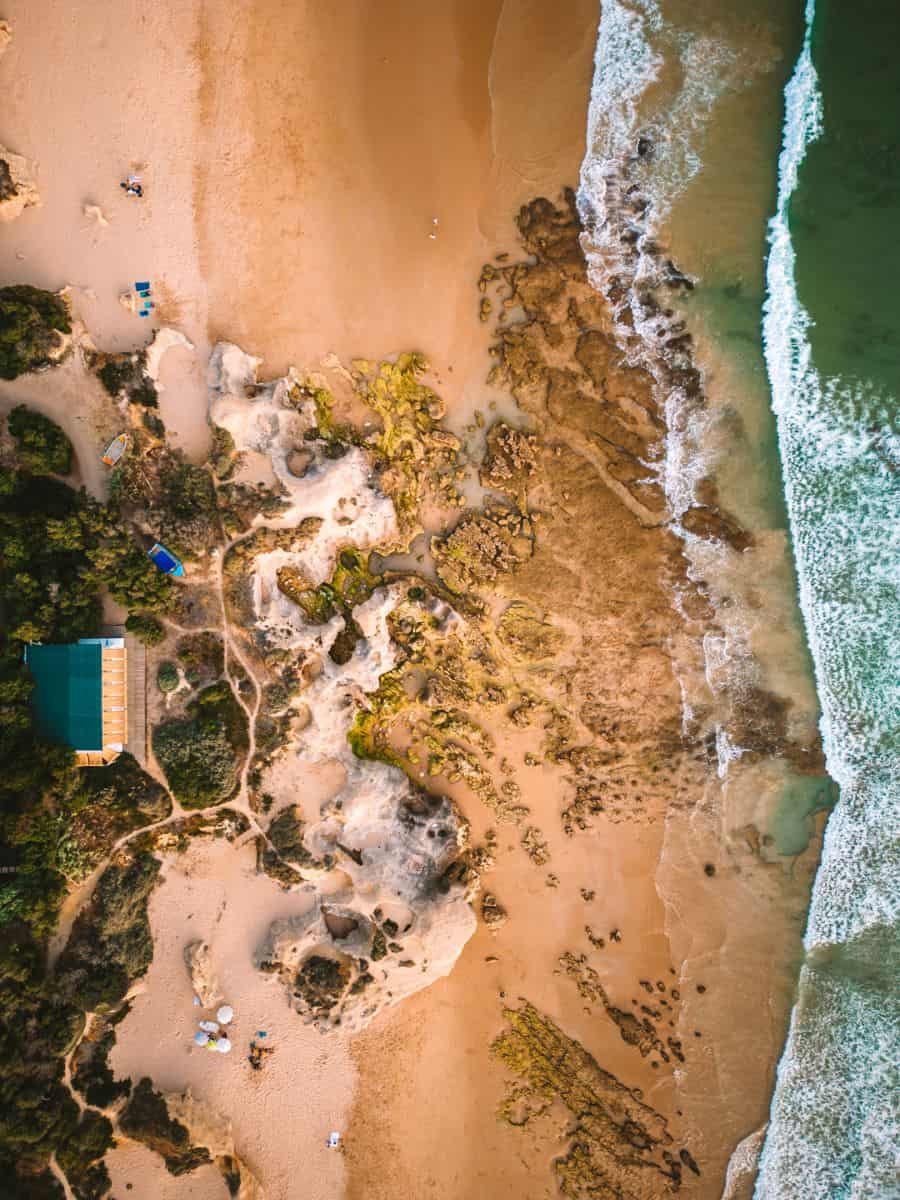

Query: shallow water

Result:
[577,0,837,1187]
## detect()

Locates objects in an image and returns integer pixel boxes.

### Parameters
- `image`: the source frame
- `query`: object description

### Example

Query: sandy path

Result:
[110,837,354,1200]
[0,352,112,499]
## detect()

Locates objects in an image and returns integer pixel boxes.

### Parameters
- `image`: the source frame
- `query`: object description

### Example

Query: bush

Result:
[0,285,71,380]
[157,660,179,693]
[7,406,73,475]
[97,356,137,397]
[125,612,166,646]
[153,719,238,808]
[153,682,246,808]
[175,631,223,686]
[55,851,160,1012]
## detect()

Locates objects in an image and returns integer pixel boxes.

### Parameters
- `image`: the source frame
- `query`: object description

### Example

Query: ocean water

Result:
[755,1,900,1196]
[578,0,898,1193]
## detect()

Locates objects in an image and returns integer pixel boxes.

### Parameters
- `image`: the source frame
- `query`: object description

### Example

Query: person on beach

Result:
[120,177,143,198]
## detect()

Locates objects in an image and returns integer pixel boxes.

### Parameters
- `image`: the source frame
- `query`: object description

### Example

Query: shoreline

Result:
[0,3,838,1199]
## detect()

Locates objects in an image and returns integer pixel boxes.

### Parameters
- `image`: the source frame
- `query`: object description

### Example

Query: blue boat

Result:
[148,542,184,577]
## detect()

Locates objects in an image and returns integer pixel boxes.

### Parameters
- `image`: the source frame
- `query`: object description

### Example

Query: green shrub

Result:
[153,682,247,808]
[55,851,160,1012]
[125,612,166,646]
[161,462,216,518]
[97,356,137,397]
[0,285,71,381]
[175,632,223,686]
[7,406,73,475]
[157,660,179,693]
[153,719,238,807]
[56,1110,113,1198]
[143,410,166,437]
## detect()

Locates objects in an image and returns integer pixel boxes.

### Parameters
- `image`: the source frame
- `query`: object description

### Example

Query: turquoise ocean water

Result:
[756,0,900,1196]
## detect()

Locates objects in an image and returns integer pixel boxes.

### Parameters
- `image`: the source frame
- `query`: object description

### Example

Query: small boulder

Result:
[184,940,221,1008]
[0,146,40,222]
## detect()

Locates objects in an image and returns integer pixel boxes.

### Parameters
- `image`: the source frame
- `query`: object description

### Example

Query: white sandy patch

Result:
[209,341,399,588]
[254,584,476,1029]
[110,838,353,1200]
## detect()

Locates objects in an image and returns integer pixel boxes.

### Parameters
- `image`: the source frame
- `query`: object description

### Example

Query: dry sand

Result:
[0,0,210,457]
[110,837,354,1200]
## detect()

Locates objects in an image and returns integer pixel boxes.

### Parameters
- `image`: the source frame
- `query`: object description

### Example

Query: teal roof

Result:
[25,642,103,751]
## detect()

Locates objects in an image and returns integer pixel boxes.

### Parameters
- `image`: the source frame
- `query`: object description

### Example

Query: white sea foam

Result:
[577,1,789,767]
[754,1,900,1194]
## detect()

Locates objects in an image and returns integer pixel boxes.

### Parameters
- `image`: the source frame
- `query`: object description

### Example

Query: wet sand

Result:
[192,0,599,390]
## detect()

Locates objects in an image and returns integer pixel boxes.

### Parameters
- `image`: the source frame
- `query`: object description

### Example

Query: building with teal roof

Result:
[25,637,128,766]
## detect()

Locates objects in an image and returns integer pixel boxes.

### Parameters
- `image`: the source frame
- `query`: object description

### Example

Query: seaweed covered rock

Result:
[496,602,566,662]
[432,505,534,595]
[480,422,539,502]
[351,352,463,531]
[0,287,70,380]
[492,1001,694,1196]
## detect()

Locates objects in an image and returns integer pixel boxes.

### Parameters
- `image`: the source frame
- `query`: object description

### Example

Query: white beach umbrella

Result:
[199,1020,220,1033]
[216,1005,234,1025]
[215,1037,232,1054]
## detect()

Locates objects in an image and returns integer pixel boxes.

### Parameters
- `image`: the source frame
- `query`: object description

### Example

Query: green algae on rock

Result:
[352,352,463,533]
[480,421,540,506]
[492,1001,695,1197]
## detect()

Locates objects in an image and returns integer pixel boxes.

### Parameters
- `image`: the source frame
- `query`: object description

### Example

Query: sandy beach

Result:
[1,3,831,1199]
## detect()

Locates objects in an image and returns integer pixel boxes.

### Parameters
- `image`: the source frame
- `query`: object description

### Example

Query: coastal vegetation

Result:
[0,285,70,380]
[0,406,178,1194]
[55,850,160,1014]
[124,612,166,646]
[7,404,73,475]
[152,681,248,807]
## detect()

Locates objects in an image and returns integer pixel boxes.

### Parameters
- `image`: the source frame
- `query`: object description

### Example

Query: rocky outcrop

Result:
[183,940,221,1008]
[121,1080,264,1197]
[0,145,40,222]
[492,1001,698,1197]
[256,782,474,1032]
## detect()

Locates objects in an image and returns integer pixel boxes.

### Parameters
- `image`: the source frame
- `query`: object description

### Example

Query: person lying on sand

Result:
[119,176,143,198]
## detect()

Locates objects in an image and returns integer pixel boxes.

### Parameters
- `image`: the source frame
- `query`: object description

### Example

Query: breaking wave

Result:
[755,1,900,1196]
